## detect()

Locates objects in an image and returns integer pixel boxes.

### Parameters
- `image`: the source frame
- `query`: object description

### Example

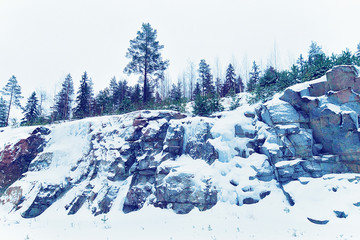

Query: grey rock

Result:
[326,65,357,91]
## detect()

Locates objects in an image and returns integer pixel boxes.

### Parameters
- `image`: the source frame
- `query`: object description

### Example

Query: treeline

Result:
[1,23,360,127]
[248,42,360,102]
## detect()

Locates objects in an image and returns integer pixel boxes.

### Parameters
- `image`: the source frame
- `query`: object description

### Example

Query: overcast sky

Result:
[1,0,360,98]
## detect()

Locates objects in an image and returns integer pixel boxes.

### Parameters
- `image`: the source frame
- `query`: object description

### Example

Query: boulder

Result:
[287,129,313,158]
[327,88,360,105]
[353,77,360,94]
[184,122,218,164]
[326,65,357,91]
[308,77,330,97]
[310,105,360,160]
[235,124,257,138]
[155,173,217,214]
[22,183,71,218]
[264,100,309,126]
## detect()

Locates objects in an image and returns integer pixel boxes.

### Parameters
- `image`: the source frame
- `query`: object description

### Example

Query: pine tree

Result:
[94,88,112,116]
[235,76,245,93]
[258,66,277,88]
[193,93,223,116]
[247,61,260,92]
[223,64,236,96]
[170,82,182,102]
[306,42,331,81]
[215,77,223,96]
[22,92,40,125]
[109,76,119,111]
[53,74,74,121]
[296,54,306,82]
[124,23,169,103]
[308,41,324,64]
[356,43,360,59]
[130,84,142,108]
[193,82,201,97]
[1,75,23,126]
[117,80,132,113]
[0,97,7,127]
[73,71,94,119]
[335,49,354,65]
[198,59,215,96]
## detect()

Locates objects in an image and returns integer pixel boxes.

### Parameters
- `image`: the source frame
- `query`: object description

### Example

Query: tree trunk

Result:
[5,91,13,127]
[143,69,148,103]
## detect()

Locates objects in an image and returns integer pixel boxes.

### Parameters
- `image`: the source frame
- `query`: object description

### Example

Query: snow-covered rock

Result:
[1,65,360,239]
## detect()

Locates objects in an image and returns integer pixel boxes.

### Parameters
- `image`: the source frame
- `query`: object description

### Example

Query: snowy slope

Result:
[1,65,360,239]
[0,108,359,239]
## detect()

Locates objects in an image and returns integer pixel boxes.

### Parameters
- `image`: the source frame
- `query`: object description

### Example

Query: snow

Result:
[2,174,360,239]
[288,76,326,93]
[275,159,303,168]
[1,106,360,239]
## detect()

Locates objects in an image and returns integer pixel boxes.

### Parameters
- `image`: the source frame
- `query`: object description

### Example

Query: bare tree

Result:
[186,61,196,100]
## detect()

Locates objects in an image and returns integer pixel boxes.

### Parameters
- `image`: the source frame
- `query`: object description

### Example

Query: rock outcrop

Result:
[258,65,360,183]
[0,127,50,194]
[0,65,359,218]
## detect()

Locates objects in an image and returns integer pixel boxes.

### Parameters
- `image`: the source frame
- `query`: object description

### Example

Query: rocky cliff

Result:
[0,65,359,223]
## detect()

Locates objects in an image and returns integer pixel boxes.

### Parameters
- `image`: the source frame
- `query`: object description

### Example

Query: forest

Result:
[1,23,360,127]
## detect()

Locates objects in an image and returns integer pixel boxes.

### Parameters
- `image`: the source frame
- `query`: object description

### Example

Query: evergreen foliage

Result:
[193,60,223,116]
[215,77,222,96]
[249,41,360,102]
[247,61,260,92]
[22,92,40,125]
[193,93,223,116]
[124,23,169,103]
[0,97,7,127]
[222,64,236,96]
[168,81,186,111]
[52,74,74,121]
[130,84,142,108]
[235,76,245,93]
[73,72,94,119]
[1,75,23,126]
[193,82,201,97]
[198,59,215,96]
[94,88,112,116]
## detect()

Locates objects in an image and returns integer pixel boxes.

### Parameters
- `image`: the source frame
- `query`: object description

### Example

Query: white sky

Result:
[0,0,360,99]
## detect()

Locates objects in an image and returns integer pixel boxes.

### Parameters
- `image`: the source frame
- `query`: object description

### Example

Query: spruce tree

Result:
[335,49,353,65]
[223,64,236,96]
[130,84,142,108]
[73,71,94,119]
[308,41,324,64]
[193,82,201,97]
[198,59,215,96]
[22,92,40,125]
[124,23,169,103]
[235,76,245,93]
[109,76,119,111]
[94,88,112,116]
[1,75,23,126]
[53,74,74,121]
[215,77,223,96]
[0,97,7,127]
[247,61,260,92]
[170,82,182,102]
[296,54,306,82]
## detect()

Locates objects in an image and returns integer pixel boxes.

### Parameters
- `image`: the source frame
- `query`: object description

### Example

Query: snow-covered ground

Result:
[1,91,360,239]
[1,174,359,239]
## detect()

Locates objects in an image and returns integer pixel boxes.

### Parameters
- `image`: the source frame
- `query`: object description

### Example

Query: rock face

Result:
[0,111,221,217]
[0,65,359,219]
[258,65,360,183]
[0,127,50,194]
